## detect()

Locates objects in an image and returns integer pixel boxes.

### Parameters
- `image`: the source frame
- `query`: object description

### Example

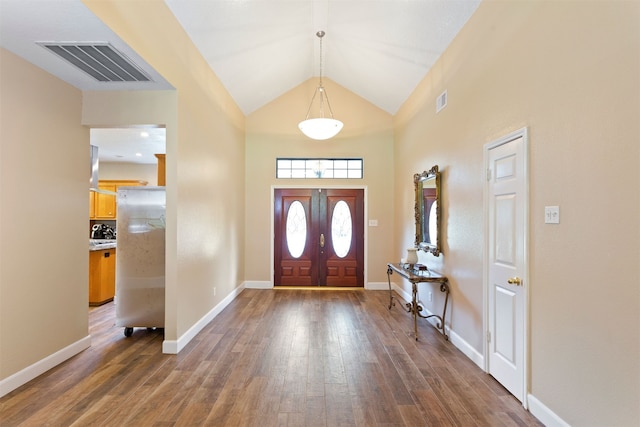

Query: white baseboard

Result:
[391,282,565,426]
[391,281,411,302]
[0,335,91,398]
[390,281,484,368]
[162,284,246,354]
[528,394,570,427]
[244,280,273,289]
[448,329,484,369]
[365,281,389,290]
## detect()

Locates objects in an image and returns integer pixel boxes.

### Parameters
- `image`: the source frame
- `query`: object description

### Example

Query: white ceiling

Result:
[165,0,481,115]
[0,0,481,162]
[90,128,166,165]
[0,0,173,92]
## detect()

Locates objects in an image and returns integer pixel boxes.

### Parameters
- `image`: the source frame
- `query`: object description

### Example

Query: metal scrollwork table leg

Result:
[387,265,449,341]
[415,279,449,341]
[387,266,396,309]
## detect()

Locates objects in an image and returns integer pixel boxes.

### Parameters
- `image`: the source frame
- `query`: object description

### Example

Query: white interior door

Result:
[485,129,528,404]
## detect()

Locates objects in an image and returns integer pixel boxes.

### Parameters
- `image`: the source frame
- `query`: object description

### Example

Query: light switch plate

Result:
[545,206,560,224]
[368,219,378,227]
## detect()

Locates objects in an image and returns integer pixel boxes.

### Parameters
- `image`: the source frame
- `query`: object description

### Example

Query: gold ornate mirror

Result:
[414,165,441,256]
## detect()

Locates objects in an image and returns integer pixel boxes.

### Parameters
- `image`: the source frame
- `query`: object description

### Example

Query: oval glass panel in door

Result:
[331,200,352,258]
[286,200,307,258]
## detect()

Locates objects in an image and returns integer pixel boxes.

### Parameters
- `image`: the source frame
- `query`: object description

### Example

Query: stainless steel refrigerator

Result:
[115,187,165,337]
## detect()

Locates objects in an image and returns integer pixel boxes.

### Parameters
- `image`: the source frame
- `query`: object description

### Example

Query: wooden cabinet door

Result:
[89,249,116,305]
[89,191,96,219]
[102,249,116,301]
[90,180,148,220]
[95,183,117,219]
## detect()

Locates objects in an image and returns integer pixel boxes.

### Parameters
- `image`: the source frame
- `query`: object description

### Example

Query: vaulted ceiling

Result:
[0,0,481,162]
[164,0,480,115]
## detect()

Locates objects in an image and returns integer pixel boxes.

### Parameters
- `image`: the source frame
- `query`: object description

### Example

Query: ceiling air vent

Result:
[37,42,152,82]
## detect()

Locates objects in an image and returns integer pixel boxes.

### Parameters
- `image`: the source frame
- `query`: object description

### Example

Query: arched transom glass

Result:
[331,200,352,258]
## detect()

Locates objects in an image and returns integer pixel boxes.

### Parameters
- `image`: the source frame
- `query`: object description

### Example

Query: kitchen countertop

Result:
[89,240,117,251]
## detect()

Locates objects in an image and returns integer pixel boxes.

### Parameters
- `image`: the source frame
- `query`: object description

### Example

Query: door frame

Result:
[482,127,530,408]
[271,185,368,288]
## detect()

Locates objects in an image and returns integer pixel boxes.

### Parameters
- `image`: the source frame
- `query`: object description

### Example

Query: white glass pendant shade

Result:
[299,31,343,140]
[298,118,344,140]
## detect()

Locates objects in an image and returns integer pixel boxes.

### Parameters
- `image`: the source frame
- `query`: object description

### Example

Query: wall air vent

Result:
[436,89,447,113]
[37,42,152,82]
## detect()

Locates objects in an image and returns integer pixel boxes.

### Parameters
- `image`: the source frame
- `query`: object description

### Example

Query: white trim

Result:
[390,280,484,368]
[483,127,530,408]
[0,335,91,398]
[448,329,484,369]
[390,281,411,303]
[528,394,571,427]
[244,280,273,289]
[365,281,388,290]
[162,284,245,354]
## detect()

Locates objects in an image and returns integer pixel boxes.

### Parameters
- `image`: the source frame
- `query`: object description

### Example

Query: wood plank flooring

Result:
[0,289,543,426]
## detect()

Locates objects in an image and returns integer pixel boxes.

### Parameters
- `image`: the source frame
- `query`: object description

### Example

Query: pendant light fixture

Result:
[298,31,343,140]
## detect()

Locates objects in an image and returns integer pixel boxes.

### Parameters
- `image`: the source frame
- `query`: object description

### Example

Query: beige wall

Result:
[3,1,638,423]
[0,49,89,379]
[245,78,395,285]
[395,1,639,425]
[83,0,246,343]
[98,162,158,186]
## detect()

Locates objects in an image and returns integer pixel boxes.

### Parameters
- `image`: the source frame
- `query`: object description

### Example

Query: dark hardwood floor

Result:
[0,289,543,426]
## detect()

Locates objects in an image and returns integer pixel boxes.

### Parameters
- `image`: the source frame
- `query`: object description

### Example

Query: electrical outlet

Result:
[213,287,217,297]
[428,292,433,302]
[545,206,560,224]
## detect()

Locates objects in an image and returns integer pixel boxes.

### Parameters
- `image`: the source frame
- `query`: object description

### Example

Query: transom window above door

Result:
[276,158,363,179]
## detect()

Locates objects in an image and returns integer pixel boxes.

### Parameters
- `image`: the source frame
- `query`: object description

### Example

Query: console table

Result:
[387,263,450,341]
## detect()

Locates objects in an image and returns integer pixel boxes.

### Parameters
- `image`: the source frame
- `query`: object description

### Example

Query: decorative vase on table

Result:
[406,248,418,267]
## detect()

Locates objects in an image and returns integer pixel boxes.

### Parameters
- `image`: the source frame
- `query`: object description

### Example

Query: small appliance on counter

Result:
[91,223,115,239]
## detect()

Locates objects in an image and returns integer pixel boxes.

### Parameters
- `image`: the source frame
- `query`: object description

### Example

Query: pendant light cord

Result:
[318,30,324,88]
[302,30,336,121]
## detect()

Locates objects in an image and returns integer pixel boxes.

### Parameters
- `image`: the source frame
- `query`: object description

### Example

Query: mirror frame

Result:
[414,165,441,256]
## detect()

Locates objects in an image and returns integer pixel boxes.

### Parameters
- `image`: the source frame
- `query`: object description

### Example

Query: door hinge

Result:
[487,331,491,343]
[486,168,492,181]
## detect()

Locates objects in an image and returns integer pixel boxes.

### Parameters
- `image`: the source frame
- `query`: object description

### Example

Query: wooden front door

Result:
[274,188,364,286]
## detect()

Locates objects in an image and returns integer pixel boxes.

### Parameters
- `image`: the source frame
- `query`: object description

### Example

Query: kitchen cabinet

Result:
[90,180,147,220]
[94,183,117,219]
[89,191,95,219]
[89,248,116,306]
[155,154,166,186]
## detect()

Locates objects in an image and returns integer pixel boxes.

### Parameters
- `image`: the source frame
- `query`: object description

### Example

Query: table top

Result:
[387,263,447,283]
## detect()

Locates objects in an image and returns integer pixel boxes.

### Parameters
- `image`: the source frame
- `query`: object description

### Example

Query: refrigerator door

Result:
[115,187,166,330]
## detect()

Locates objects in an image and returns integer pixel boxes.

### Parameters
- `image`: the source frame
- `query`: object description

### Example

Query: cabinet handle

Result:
[104,252,110,258]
